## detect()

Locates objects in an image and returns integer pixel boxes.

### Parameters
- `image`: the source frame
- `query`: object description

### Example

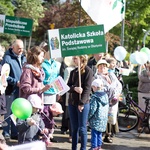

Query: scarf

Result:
[25,64,44,81]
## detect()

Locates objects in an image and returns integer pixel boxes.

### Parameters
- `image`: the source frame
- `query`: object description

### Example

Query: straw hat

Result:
[96,59,109,68]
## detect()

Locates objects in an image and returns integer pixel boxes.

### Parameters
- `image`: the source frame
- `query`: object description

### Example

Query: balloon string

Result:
[41,112,52,122]
[41,111,57,128]
[0,115,10,123]
[35,123,49,139]
[1,115,49,139]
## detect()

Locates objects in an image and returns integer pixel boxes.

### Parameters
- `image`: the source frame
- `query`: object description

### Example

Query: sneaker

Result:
[50,138,58,143]
[103,136,113,143]
[110,133,116,137]
[61,130,67,135]
[3,133,10,140]
[144,128,150,134]
[11,136,18,140]
[68,137,72,143]
[137,127,143,133]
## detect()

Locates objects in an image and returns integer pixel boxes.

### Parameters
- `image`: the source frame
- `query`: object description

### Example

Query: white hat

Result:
[28,94,43,109]
[96,59,109,68]
[91,79,103,88]
[50,102,64,114]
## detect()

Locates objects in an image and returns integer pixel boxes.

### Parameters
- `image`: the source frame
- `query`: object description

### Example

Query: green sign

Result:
[47,25,106,58]
[0,14,33,37]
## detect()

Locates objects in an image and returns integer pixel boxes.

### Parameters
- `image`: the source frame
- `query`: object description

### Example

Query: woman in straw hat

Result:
[94,59,122,143]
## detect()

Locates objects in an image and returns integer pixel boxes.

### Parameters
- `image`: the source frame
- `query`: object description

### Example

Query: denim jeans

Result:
[68,103,89,150]
[91,129,102,148]
[3,94,18,137]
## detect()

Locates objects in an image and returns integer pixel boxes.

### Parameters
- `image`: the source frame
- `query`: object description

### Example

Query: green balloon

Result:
[140,47,150,55]
[11,98,32,120]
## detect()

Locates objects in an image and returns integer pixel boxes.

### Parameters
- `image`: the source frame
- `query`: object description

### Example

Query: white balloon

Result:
[140,47,150,61]
[130,52,138,64]
[114,46,127,61]
[135,51,148,65]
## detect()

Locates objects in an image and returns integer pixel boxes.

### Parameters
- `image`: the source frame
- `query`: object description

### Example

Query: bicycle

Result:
[118,85,150,135]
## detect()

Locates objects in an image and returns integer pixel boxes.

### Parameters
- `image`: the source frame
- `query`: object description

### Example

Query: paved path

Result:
[48,117,150,150]
[47,128,150,150]
[7,116,150,150]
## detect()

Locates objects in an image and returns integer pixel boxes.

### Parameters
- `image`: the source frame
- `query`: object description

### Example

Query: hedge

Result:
[122,73,138,103]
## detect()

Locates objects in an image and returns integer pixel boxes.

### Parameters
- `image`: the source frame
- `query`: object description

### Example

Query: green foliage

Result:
[35,1,95,42]
[110,0,150,52]
[123,73,138,102]
[15,0,45,31]
[0,0,16,48]
[0,33,17,49]
[124,52,130,61]
[0,0,15,15]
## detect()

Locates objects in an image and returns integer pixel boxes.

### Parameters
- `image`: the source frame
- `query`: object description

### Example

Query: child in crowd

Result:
[42,102,64,142]
[16,94,50,145]
[88,79,109,150]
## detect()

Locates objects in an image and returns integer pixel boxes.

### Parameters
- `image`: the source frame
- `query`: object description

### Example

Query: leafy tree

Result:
[0,0,16,49]
[0,0,14,15]
[14,0,45,31]
[35,0,120,49]
[110,0,150,53]
[35,1,94,42]
[42,0,60,5]
[12,0,46,49]
[0,34,16,49]
[125,0,150,52]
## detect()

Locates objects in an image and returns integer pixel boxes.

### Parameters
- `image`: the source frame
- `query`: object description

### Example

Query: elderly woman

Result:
[94,59,122,143]
[68,55,93,150]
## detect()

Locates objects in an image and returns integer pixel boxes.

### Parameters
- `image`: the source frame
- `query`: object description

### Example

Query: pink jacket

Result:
[19,65,45,99]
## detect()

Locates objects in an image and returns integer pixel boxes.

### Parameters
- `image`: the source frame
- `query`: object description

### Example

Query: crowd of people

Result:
[0,39,149,150]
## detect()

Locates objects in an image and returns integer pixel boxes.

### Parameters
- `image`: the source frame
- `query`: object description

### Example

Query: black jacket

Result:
[87,57,97,76]
[68,66,93,106]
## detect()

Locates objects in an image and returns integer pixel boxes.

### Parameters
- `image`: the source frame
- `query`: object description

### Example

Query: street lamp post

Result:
[142,29,150,47]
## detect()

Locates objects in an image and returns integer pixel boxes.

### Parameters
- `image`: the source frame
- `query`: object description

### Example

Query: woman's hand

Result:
[74,87,83,94]
[27,118,36,126]
[41,128,49,134]
[40,84,52,93]
[78,105,84,112]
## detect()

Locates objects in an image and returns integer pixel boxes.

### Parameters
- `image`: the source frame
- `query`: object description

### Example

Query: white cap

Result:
[91,79,103,88]
[27,94,43,109]
[50,102,64,114]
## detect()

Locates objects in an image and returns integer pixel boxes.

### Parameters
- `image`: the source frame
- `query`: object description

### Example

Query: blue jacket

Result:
[1,48,26,96]
[42,59,60,94]
[88,91,109,132]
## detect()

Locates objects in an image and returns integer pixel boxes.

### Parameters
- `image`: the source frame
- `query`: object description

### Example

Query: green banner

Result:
[0,14,33,37]
[47,25,106,58]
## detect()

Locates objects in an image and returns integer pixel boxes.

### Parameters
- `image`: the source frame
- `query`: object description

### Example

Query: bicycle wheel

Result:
[148,114,150,131]
[118,107,139,132]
